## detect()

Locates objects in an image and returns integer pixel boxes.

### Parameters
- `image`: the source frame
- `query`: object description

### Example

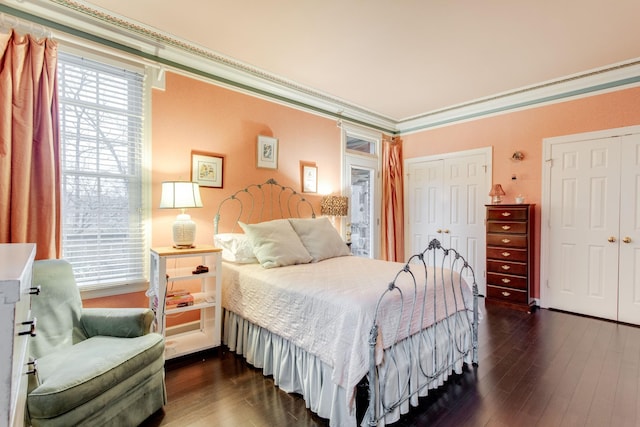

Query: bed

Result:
[213,179,479,426]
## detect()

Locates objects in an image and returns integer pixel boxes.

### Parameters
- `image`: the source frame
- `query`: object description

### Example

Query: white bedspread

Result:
[221,256,472,405]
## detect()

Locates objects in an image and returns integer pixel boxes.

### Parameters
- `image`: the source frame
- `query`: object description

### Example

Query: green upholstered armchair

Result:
[27,259,166,427]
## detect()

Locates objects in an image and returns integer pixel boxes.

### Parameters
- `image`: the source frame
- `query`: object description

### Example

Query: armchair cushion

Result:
[79,307,154,339]
[28,334,164,420]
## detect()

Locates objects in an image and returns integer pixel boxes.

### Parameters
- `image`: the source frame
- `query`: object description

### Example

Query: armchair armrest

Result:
[80,308,155,339]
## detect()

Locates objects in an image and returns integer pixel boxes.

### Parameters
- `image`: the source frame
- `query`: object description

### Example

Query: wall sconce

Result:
[512,151,525,161]
[489,184,506,204]
[159,181,203,248]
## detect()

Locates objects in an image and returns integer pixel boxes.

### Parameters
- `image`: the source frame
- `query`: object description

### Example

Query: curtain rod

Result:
[0,12,52,39]
[0,11,161,72]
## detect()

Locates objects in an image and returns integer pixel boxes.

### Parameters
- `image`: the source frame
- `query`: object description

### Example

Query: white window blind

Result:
[58,52,147,288]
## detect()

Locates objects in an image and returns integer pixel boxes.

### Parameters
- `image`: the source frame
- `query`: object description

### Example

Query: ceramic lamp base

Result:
[173,213,196,248]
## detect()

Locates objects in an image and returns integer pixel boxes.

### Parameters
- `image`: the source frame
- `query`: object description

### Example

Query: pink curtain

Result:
[0,29,60,260]
[381,136,404,261]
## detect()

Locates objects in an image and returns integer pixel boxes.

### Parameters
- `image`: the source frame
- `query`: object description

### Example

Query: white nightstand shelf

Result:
[149,245,222,359]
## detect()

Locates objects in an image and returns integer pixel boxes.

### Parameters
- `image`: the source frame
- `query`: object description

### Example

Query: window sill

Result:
[80,281,148,300]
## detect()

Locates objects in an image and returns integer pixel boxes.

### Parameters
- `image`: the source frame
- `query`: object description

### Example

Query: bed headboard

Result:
[214,178,316,234]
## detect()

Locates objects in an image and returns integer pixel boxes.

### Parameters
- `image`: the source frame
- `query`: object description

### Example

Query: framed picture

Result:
[257,136,278,169]
[191,151,224,188]
[300,161,317,193]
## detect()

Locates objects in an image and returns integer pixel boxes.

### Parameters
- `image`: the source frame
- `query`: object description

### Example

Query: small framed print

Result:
[300,161,317,193]
[191,151,224,188]
[257,136,278,169]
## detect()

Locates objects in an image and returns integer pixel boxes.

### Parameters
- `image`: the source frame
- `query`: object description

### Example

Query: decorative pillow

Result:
[239,219,312,268]
[288,217,351,262]
[213,233,258,264]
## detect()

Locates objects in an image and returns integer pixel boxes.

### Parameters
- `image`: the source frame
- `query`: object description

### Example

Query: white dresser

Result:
[0,244,37,427]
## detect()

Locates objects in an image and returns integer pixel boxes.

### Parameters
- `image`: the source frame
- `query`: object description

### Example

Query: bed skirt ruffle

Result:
[223,309,473,427]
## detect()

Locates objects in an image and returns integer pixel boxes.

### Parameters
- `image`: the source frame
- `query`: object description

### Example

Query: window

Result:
[341,124,381,259]
[58,51,148,289]
[346,135,376,155]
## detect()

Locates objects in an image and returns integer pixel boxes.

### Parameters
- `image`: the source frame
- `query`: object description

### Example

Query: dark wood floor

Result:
[141,299,640,426]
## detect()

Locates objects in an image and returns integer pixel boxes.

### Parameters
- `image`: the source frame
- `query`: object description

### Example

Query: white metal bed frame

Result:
[214,179,479,426]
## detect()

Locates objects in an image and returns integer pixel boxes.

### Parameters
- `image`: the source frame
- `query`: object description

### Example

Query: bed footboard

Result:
[363,238,479,426]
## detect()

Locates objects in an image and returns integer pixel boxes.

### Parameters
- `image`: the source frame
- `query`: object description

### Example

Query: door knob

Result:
[443,229,450,234]
[436,229,442,234]
[623,237,632,244]
[608,236,616,243]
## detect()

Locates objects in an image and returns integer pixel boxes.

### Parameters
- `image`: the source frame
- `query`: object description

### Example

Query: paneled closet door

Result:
[406,150,488,295]
[547,137,621,320]
[618,133,640,324]
[407,160,444,254]
[546,131,640,325]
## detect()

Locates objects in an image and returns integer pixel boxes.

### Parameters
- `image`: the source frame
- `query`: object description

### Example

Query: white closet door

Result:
[618,133,640,324]
[547,137,621,320]
[407,160,443,255]
[442,154,485,286]
[406,149,489,295]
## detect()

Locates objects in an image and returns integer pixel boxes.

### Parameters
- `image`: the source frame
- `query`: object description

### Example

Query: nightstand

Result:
[148,245,222,359]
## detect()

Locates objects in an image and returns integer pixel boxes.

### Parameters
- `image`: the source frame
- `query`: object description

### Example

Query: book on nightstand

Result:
[166,290,194,308]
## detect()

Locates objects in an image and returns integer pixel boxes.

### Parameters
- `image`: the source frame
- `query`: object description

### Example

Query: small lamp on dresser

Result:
[160,181,203,248]
[489,184,506,204]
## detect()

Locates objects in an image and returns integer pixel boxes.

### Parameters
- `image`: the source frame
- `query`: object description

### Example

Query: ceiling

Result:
[3,0,640,132]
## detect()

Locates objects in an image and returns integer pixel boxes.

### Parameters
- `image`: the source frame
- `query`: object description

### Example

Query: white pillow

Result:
[213,233,258,264]
[288,217,351,262]
[239,219,312,268]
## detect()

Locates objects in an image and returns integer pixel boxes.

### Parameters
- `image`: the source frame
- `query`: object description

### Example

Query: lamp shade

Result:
[159,181,203,209]
[160,181,203,248]
[489,184,506,204]
[321,195,348,216]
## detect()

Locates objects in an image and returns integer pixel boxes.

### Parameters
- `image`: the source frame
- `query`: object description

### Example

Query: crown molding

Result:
[396,59,640,134]
[2,1,640,136]
[1,0,397,133]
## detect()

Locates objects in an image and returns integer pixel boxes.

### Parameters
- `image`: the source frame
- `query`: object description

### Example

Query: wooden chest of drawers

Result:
[485,204,535,311]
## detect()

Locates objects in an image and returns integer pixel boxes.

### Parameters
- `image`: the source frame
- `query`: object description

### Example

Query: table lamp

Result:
[321,195,349,231]
[489,184,506,204]
[160,181,203,248]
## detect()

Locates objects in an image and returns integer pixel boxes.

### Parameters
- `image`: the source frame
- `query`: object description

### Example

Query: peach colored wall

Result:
[403,86,640,299]
[84,71,343,308]
[152,72,343,248]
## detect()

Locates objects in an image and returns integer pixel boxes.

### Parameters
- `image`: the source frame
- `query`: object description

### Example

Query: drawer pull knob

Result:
[501,212,512,217]
[501,291,511,297]
[623,237,632,244]
[608,236,616,243]
[26,360,38,376]
[501,265,511,270]
[501,225,511,230]
[501,238,511,243]
[19,318,37,337]
[502,252,511,257]
[29,286,41,295]
[501,278,511,284]
[436,229,442,233]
